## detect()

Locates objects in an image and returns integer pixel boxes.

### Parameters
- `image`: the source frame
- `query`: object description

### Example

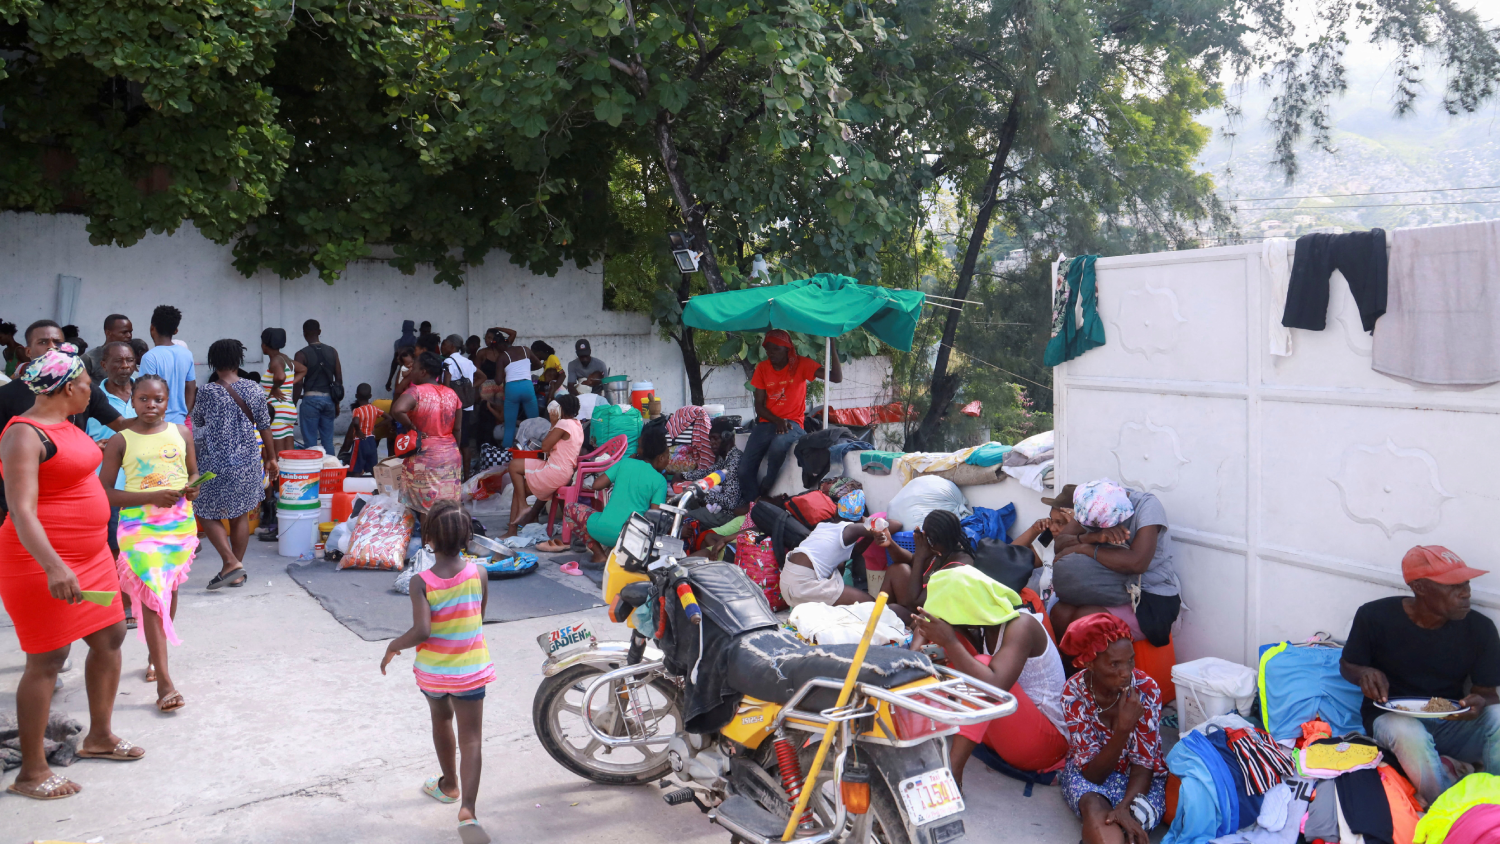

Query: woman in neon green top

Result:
[559,422,670,563]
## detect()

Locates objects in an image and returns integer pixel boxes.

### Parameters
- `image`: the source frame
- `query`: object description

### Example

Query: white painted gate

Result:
[1052,243,1500,667]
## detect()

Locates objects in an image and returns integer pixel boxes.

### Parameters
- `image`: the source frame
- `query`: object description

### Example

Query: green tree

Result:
[0,0,618,283]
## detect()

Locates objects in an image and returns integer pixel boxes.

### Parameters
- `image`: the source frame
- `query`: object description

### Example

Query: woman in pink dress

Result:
[389,352,463,512]
[508,394,584,541]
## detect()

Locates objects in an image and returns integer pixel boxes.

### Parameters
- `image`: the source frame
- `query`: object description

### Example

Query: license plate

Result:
[898,767,964,826]
[537,620,597,658]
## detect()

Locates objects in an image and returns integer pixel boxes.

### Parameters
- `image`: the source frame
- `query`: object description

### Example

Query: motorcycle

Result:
[531,479,1017,844]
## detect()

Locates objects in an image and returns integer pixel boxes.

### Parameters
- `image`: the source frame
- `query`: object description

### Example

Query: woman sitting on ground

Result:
[779,485,885,608]
[509,396,584,541]
[1049,479,1180,651]
[1057,614,1168,844]
[553,421,671,563]
[910,564,1067,787]
[389,352,463,512]
[879,509,975,621]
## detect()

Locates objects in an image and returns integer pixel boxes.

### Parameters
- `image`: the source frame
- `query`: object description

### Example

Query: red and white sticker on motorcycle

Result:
[537,620,597,657]
[899,768,965,826]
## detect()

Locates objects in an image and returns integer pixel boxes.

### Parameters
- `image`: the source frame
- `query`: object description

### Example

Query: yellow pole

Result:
[781,592,890,841]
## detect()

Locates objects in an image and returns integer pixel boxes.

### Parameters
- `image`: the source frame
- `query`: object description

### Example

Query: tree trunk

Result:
[674,272,707,404]
[906,95,1022,452]
[655,111,727,294]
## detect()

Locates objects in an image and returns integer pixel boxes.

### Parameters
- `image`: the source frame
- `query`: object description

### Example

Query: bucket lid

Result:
[601,375,629,384]
[277,506,323,517]
[279,449,324,460]
[631,381,654,390]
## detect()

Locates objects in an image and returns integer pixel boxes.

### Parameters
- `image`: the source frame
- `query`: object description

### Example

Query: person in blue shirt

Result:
[137,305,196,424]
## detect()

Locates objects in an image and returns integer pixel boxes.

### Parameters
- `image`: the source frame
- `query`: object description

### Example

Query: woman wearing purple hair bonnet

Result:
[1047,478,1181,650]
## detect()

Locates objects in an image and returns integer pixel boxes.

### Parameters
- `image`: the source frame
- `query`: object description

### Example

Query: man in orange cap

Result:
[735,329,840,506]
[1341,545,1500,804]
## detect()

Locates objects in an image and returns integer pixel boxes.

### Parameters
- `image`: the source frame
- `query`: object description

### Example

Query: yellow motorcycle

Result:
[532,484,1016,844]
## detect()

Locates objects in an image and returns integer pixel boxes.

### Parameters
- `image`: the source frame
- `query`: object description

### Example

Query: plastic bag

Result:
[463,465,510,501]
[886,475,971,528]
[327,521,354,555]
[394,545,436,594]
[340,494,414,571]
[789,602,907,647]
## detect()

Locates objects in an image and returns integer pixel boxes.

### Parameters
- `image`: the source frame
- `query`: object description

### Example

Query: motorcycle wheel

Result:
[532,663,681,785]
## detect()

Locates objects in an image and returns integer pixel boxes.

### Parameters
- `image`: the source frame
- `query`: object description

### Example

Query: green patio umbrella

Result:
[681,273,926,426]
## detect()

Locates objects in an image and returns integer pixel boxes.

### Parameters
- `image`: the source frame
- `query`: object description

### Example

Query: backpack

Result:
[445,356,477,407]
[786,491,837,529]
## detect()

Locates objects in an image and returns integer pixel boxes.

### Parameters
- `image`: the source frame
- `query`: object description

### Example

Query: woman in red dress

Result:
[0,348,144,800]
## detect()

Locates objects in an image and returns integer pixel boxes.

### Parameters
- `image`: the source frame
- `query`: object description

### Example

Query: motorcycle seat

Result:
[725,628,936,710]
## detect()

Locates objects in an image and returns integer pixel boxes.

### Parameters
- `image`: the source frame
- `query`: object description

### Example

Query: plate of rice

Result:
[1375,697,1471,718]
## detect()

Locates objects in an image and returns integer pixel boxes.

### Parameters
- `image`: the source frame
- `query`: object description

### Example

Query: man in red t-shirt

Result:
[737,329,841,505]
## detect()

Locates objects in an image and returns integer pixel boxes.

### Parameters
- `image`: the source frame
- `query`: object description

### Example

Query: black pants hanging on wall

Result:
[1282,229,1389,332]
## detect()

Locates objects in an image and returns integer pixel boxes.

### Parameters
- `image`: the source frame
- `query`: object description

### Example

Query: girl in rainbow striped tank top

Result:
[382,500,493,844]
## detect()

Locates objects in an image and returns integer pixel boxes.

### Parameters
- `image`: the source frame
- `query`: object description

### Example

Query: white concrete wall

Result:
[0,212,685,429]
[1052,241,1500,668]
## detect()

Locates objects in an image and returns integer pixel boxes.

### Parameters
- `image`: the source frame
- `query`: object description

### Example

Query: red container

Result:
[330,491,354,523]
[319,466,348,494]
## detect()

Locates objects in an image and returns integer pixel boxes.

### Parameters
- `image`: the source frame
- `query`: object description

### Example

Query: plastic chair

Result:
[548,435,630,544]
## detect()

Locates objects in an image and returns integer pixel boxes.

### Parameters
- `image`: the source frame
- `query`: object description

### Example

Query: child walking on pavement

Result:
[382,500,494,844]
[99,374,200,713]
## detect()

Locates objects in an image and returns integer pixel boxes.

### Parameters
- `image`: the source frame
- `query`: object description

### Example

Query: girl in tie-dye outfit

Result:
[99,374,200,713]
[382,500,494,844]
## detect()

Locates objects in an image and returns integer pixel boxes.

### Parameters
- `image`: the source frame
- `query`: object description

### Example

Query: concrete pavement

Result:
[2,542,1081,844]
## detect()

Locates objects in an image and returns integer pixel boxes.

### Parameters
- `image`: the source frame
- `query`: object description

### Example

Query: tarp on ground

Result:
[681,273,926,351]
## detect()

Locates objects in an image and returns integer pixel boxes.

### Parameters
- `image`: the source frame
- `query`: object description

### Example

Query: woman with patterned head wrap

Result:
[0,347,145,800]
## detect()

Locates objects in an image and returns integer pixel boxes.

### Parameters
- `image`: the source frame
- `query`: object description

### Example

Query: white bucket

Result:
[319,493,333,524]
[1171,657,1258,734]
[703,403,726,417]
[343,477,377,494]
[277,506,321,558]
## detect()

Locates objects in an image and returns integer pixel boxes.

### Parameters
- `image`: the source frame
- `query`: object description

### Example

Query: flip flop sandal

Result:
[125,615,137,630]
[77,739,144,762]
[207,568,247,590]
[457,819,492,844]
[422,776,458,804]
[6,773,80,800]
[558,561,583,576]
[157,691,186,713]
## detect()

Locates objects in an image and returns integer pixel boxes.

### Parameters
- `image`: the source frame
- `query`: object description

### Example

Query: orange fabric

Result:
[1133,637,1177,705]
[1020,588,1056,641]
[1378,764,1423,844]
[750,355,820,422]
[1165,774,1181,826]
[1299,718,1332,749]
[351,403,380,437]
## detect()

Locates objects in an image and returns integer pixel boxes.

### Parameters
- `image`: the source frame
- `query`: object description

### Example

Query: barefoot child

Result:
[382,500,494,844]
[99,374,200,713]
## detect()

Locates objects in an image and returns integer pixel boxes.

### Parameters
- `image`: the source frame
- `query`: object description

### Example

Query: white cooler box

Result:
[1171,657,1258,734]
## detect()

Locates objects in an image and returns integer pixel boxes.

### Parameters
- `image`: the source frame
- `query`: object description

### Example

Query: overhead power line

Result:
[1236,199,1500,211]
[1225,184,1500,201]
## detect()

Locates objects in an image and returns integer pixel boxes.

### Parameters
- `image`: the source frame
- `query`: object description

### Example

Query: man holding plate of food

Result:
[1341,545,1500,806]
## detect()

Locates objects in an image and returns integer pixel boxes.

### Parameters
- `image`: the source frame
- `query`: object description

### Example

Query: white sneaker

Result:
[62,658,73,673]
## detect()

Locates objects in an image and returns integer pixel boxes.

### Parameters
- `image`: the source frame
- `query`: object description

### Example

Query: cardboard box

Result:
[373,457,404,497]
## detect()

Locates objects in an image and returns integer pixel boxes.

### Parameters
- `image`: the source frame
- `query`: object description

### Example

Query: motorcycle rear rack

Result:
[577,660,674,749]
[774,666,1017,742]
